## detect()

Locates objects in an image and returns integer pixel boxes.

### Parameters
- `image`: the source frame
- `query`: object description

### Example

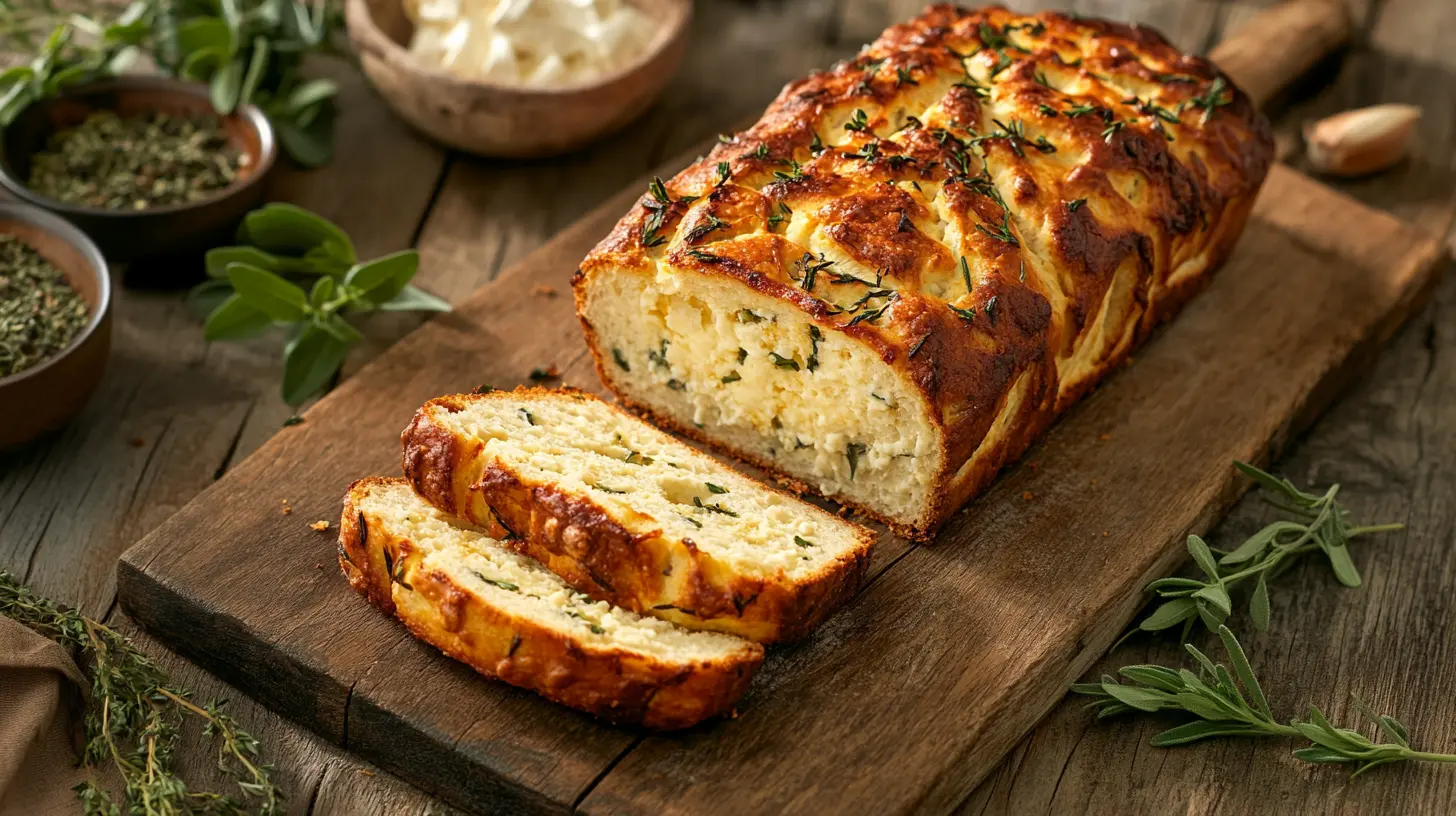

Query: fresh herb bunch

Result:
[0,0,343,166]
[0,570,282,814]
[188,203,449,406]
[1074,625,1456,776]
[1132,462,1403,639]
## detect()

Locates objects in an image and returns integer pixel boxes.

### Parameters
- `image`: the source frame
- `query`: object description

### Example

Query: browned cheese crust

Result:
[337,477,765,730]
[401,389,876,643]
[572,5,1275,539]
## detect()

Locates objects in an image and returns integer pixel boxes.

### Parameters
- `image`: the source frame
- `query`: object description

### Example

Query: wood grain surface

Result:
[5,1,1456,814]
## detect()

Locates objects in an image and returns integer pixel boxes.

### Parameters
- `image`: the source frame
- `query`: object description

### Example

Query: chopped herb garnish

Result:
[773,160,805,182]
[529,367,557,382]
[612,348,630,371]
[518,408,536,425]
[846,297,894,327]
[686,248,723,263]
[1183,76,1231,124]
[595,484,627,494]
[737,309,764,323]
[1033,70,1051,87]
[795,252,833,292]
[721,371,742,384]
[750,143,771,160]
[693,496,739,517]
[717,133,736,144]
[909,332,931,358]
[950,303,977,323]
[1101,119,1127,142]
[648,338,670,369]
[809,131,825,155]
[767,201,792,229]
[705,482,728,494]
[794,536,816,548]
[477,575,519,592]
[737,347,748,364]
[666,378,686,391]
[844,108,871,133]
[846,442,868,479]
[1038,103,1059,117]
[808,325,822,372]
[770,352,800,371]
[895,66,919,87]
[960,255,973,293]
[684,213,727,245]
[714,161,731,187]
[985,295,1000,326]
[679,515,703,529]
[1064,103,1097,118]
[1067,198,1087,212]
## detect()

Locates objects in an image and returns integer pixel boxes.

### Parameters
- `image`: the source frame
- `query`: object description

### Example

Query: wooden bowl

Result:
[346,0,692,157]
[0,201,112,449]
[0,76,277,264]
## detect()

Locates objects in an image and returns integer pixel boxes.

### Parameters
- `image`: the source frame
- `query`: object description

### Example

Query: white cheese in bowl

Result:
[407,0,658,86]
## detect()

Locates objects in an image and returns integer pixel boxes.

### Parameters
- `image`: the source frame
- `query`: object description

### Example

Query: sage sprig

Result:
[1073,626,1456,777]
[188,203,449,406]
[0,0,344,166]
[1134,462,1402,638]
[1,570,282,814]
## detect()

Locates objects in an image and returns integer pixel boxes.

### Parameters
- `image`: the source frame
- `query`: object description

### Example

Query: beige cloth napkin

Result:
[0,615,89,816]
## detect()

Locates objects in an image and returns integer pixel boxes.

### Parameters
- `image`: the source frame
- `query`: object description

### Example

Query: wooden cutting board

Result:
[116,4,1447,814]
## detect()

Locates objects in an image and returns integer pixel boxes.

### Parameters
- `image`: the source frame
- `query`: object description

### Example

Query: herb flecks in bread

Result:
[338,478,763,730]
[401,387,876,643]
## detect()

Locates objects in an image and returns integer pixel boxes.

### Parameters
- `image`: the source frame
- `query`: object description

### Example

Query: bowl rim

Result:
[0,199,111,390]
[0,74,278,220]
[346,0,693,96]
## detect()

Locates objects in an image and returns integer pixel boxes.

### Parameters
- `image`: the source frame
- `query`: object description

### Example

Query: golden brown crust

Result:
[337,477,764,730]
[574,5,1274,539]
[401,388,876,643]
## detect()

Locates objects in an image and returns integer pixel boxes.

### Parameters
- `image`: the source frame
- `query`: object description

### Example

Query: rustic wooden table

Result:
[3,0,1453,813]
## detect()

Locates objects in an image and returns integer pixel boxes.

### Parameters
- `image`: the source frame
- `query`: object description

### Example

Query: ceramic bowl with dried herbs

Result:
[0,201,111,449]
[0,76,277,264]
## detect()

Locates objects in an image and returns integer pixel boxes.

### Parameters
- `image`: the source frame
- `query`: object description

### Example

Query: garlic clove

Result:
[1303,103,1422,178]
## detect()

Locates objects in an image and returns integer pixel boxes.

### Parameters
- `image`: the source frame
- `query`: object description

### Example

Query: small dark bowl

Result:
[0,76,277,264]
[0,201,112,449]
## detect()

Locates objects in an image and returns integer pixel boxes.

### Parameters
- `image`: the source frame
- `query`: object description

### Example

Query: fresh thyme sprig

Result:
[0,570,283,814]
[1131,461,1403,639]
[1073,625,1456,777]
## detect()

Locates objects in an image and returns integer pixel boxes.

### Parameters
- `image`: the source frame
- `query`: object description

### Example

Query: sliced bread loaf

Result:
[401,387,876,643]
[338,477,764,730]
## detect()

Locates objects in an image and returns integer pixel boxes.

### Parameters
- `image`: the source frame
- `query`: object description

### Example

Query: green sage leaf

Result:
[377,283,450,313]
[1323,542,1362,587]
[281,323,352,406]
[187,278,235,319]
[1217,626,1271,719]
[210,57,244,113]
[284,79,339,114]
[1100,683,1173,713]
[344,250,418,303]
[240,203,355,261]
[1250,574,1271,632]
[1186,535,1221,581]
[226,263,307,322]
[1151,721,1270,746]
[1139,598,1196,632]
[203,295,272,341]
[309,276,336,310]
[174,17,233,57]
[206,246,287,278]
[1192,583,1232,618]
[238,37,269,106]
[1219,520,1303,565]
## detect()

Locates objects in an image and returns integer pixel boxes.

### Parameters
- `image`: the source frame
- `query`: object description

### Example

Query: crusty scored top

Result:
[576,5,1274,534]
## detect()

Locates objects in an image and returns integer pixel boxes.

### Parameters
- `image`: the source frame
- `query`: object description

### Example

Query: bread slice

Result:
[401,387,876,643]
[338,477,764,730]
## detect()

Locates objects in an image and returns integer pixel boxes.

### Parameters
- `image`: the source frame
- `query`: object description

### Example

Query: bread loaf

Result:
[401,387,876,643]
[572,5,1274,539]
[338,477,764,729]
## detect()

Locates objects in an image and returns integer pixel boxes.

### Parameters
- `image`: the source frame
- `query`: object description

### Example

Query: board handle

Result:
[1209,0,1354,109]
